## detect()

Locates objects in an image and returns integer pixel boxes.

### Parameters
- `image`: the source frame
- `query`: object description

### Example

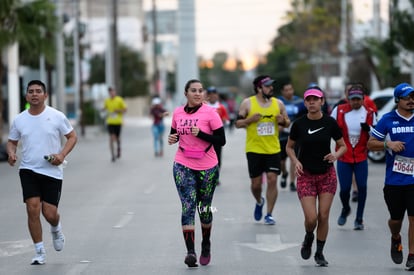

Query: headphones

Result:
[395,97,400,103]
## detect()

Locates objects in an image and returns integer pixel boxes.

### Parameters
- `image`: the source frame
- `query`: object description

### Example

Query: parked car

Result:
[367,88,395,163]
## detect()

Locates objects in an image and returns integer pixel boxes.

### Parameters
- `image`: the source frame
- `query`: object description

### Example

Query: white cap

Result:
[151,97,162,105]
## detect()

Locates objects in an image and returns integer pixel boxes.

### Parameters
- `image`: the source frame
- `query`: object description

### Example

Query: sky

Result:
[143,0,390,69]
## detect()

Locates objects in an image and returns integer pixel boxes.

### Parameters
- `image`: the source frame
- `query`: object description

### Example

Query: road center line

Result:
[112,212,134,229]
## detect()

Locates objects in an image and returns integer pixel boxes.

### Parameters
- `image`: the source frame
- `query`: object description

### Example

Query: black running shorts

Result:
[246,152,281,178]
[19,169,62,206]
[383,184,414,220]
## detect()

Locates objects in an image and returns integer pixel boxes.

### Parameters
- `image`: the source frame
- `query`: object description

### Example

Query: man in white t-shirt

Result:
[330,86,376,230]
[7,80,77,265]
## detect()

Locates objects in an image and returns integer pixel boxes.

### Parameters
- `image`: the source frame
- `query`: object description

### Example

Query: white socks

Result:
[51,221,62,233]
[34,242,44,251]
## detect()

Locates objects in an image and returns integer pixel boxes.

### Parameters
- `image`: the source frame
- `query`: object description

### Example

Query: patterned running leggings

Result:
[173,162,219,226]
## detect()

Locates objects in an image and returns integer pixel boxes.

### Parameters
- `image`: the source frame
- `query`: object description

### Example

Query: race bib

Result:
[349,134,360,148]
[257,122,275,136]
[392,155,414,176]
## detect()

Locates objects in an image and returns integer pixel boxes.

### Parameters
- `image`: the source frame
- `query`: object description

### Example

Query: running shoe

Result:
[406,255,414,271]
[352,190,358,202]
[199,241,211,266]
[391,236,403,264]
[280,173,288,188]
[337,207,351,226]
[264,214,276,225]
[290,182,297,192]
[314,252,328,266]
[31,248,46,265]
[354,219,364,230]
[52,230,65,251]
[301,232,314,260]
[184,253,198,267]
[254,197,265,221]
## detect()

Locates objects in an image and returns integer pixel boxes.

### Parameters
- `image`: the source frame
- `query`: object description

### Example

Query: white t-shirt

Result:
[8,106,74,179]
[331,105,376,148]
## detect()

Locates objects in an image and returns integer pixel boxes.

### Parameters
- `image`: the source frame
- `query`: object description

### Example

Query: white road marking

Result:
[0,239,33,257]
[112,212,134,229]
[80,260,92,263]
[144,184,156,194]
[237,234,299,253]
[66,263,90,275]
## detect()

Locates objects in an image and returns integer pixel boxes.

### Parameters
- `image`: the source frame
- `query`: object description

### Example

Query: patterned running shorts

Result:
[296,165,337,199]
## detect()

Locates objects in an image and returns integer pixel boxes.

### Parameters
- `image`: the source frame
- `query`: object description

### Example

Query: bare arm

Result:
[277,99,290,127]
[51,130,78,166]
[326,137,347,162]
[286,137,303,176]
[367,136,405,153]
[235,98,261,128]
[6,140,18,166]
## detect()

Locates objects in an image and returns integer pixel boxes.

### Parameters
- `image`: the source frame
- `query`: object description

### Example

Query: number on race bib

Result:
[257,122,275,136]
[392,155,414,176]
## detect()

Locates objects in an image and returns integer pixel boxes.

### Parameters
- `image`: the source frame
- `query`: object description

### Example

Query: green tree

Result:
[256,44,298,92]
[259,0,341,93]
[88,54,105,84]
[281,1,341,58]
[353,0,413,89]
[199,52,244,89]
[88,44,148,97]
[119,44,148,97]
[393,6,414,51]
[0,0,57,143]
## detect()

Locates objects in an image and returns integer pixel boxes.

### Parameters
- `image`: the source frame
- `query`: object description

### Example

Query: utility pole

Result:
[176,0,198,105]
[55,0,66,113]
[106,0,119,92]
[372,0,381,91]
[73,0,85,136]
[152,0,159,95]
[373,0,381,38]
[7,43,19,124]
[339,0,348,85]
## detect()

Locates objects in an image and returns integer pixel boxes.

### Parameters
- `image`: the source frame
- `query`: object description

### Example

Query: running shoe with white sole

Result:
[354,219,364,230]
[264,214,276,225]
[31,248,46,265]
[52,230,65,251]
[314,252,328,267]
[406,255,414,271]
[391,236,403,264]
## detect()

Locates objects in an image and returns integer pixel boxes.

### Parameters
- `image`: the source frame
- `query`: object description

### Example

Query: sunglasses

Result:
[399,94,414,101]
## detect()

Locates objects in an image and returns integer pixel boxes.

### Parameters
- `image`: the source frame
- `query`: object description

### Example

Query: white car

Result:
[367,87,395,163]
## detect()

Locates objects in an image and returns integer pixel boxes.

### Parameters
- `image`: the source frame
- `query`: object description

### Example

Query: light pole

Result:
[55,0,66,113]
[73,0,85,136]
[175,0,198,106]
[152,0,159,95]
[339,0,348,85]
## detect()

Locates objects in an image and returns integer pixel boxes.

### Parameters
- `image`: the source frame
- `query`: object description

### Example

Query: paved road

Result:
[0,117,410,274]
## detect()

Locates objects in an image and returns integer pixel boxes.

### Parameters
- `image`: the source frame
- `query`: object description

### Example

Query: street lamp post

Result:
[152,0,159,95]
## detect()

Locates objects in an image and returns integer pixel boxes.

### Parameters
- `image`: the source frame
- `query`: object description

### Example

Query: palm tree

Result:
[0,0,57,143]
